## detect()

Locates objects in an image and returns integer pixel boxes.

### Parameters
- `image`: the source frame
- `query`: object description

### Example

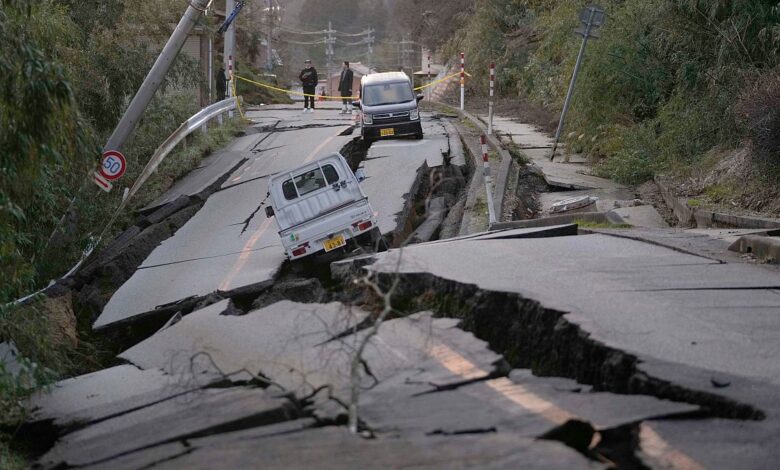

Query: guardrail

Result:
[125,97,240,206]
[8,97,241,308]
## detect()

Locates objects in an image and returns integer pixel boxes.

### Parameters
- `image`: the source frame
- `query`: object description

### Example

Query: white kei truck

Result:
[264,153,381,261]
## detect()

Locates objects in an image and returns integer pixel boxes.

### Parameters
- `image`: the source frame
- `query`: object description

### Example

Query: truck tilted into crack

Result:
[264,153,383,261]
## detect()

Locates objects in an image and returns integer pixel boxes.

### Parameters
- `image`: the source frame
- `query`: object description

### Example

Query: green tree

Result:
[0,0,97,303]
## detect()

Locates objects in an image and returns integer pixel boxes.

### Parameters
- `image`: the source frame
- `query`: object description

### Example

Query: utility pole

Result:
[397,36,402,72]
[399,34,414,76]
[325,21,335,96]
[550,5,605,161]
[366,26,374,71]
[224,0,236,99]
[103,0,210,154]
[266,0,273,72]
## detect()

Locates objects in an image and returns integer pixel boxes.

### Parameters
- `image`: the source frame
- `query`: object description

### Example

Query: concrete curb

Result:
[431,101,512,223]
[728,235,780,263]
[655,176,780,229]
[491,211,625,230]
[460,109,513,222]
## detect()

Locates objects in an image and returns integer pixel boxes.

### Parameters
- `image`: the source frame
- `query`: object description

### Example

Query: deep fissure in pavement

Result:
[345,270,764,421]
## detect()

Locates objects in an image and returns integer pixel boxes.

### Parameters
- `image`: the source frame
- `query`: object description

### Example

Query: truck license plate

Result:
[380,128,395,137]
[323,234,346,252]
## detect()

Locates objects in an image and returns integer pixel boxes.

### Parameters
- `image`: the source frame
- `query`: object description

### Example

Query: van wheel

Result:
[415,132,424,140]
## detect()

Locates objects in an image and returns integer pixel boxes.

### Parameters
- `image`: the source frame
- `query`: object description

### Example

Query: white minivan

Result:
[264,153,380,260]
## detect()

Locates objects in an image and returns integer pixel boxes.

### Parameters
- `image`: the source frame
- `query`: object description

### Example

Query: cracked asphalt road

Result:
[27,104,780,469]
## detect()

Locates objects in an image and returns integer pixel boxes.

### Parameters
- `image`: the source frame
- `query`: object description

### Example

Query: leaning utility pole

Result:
[103,0,210,154]
[550,5,605,161]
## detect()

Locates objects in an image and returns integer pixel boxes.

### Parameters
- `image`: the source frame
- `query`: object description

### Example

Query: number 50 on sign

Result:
[93,150,126,192]
[99,150,126,180]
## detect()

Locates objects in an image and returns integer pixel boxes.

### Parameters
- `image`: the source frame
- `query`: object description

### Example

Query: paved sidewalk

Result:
[477,113,669,227]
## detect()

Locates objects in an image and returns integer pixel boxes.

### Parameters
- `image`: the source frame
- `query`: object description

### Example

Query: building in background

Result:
[183,25,213,107]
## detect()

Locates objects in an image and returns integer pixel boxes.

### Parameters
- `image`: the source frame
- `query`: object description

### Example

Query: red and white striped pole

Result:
[488,63,495,135]
[227,55,235,117]
[481,135,497,225]
[460,52,465,110]
[227,55,234,96]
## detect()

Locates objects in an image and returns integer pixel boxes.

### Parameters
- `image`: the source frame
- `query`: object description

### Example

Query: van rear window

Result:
[282,164,340,200]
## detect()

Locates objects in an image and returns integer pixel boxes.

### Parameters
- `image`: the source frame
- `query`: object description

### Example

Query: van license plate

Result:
[380,128,395,137]
[323,234,346,252]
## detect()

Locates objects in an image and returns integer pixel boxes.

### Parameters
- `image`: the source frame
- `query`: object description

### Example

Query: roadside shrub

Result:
[595,122,659,185]
[736,67,780,172]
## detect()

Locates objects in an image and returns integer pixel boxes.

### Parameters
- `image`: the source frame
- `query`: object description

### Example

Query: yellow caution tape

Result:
[230,80,246,119]
[414,71,472,91]
[234,70,472,101]
[234,75,358,100]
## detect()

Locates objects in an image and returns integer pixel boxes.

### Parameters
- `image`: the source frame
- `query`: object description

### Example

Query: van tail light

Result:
[352,220,373,232]
[291,242,310,257]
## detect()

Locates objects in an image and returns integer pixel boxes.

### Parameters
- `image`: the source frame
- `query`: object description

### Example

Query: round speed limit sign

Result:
[99,150,127,181]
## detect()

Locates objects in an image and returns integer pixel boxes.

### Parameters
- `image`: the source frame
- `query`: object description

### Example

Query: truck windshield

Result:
[362,82,414,106]
[282,164,340,200]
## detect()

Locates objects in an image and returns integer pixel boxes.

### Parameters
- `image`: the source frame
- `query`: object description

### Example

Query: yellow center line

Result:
[639,424,706,470]
[218,218,272,291]
[217,130,343,291]
[428,342,702,469]
[429,343,573,423]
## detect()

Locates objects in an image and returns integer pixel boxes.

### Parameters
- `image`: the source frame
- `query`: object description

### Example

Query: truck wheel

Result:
[370,227,388,252]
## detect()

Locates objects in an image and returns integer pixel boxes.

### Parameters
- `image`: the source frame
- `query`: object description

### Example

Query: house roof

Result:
[329,62,376,77]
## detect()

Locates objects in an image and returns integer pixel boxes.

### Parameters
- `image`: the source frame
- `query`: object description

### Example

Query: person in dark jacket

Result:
[216,66,227,101]
[338,61,354,114]
[299,59,318,112]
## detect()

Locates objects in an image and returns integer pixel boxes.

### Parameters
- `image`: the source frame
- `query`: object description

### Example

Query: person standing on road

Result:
[338,61,354,114]
[299,59,318,113]
[216,66,227,101]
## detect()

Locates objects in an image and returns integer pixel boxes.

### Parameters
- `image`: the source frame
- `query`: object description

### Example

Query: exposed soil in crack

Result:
[511,164,548,220]
[339,136,370,172]
[328,269,764,421]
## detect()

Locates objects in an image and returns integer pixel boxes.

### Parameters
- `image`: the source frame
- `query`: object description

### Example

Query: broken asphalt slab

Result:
[102,426,607,470]
[94,125,356,330]
[360,117,466,239]
[26,365,221,432]
[141,150,249,213]
[77,418,319,470]
[360,367,697,438]
[333,233,780,409]
[119,300,502,407]
[119,300,369,395]
[38,385,298,469]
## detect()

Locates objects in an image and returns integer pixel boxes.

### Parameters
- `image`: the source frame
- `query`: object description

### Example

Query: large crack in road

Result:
[23,106,780,470]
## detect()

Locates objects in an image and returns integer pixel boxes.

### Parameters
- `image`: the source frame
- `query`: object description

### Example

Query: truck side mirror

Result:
[352,100,361,109]
[264,206,274,218]
[416,94,424,102]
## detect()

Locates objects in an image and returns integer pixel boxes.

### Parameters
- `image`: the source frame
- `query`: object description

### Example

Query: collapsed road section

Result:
[22,105,780,470]
[88,107,468,336]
